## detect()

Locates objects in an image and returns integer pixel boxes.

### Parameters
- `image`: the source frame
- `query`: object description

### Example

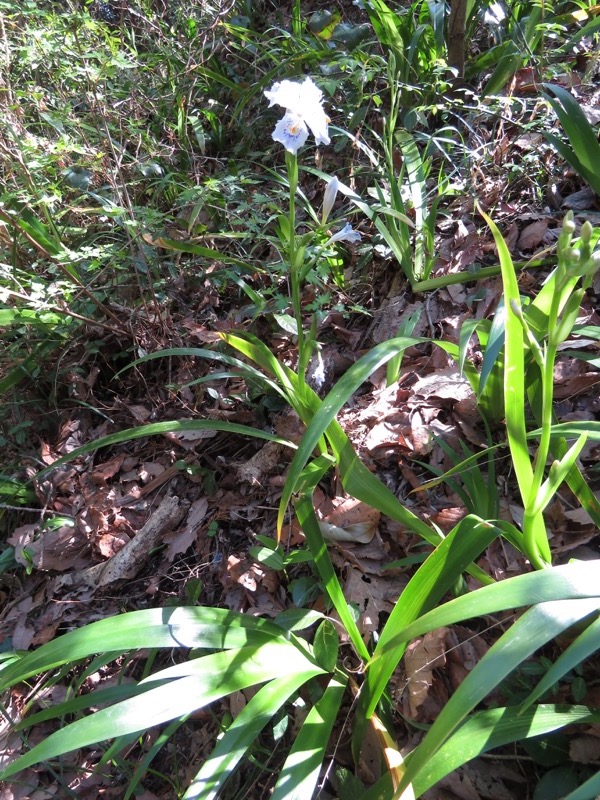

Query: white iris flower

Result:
[326,223,362,245]
[484,1,506,24]
[264,77,331,155]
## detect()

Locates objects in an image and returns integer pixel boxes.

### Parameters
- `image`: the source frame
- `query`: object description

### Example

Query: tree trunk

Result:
[448,0,468,77]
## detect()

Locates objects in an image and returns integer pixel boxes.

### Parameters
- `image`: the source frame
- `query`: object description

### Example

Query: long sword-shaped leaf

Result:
[295,493,370,662]
[220,332,492,582]
[0,640,322,780]
[276,336,426,535]
[562,770,600,800]
[413,704,600,796]
[34,420,295,481]
[479,206,533,495]
[543,84,600,196]
[184,670,323,800]
[271,672,348,800]
[121,347,286,399]
[0,607,292,689]
[396,597,600,796]
[519,615,600,712]
[368,560,600,665]
[361,515,500,720]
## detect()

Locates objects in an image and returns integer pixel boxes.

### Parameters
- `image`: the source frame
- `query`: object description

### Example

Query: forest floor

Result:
[1,1,600,798]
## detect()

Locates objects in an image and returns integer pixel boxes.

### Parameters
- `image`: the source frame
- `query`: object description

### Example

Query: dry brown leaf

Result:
[343,569,407,636]
[446,626,488,690]
[404,628,448,716]
[8,524,90,572]
[516,218,549,251]
[412,367,473,403]
[570,734,600,763]
[0,767,40,799]
[329,530,392,576]
[91,454,126,482]
[96,530,130,559]
[314,492,380,544]
[562,187,597,210]
[434,759,524,800]
[126,403,152,422]
[229,689,247,719]
[64,495,186,589]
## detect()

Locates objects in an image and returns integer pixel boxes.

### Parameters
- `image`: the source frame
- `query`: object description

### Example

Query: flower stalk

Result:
[265,77,362,385]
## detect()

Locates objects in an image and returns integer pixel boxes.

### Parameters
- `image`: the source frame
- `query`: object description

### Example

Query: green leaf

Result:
[562,769,600,800]
[34,419,295,482]
[520,614,600,712]
[413,705,600,796]
[250,546,285,571]
[479,206,535,504]
[0,607,293,690]
[0,640,321,780]
[543,84,600,196]
[313,619,340,673]
[183,670,321,800]
[370,560,600,665]
[149,237,257,271]
[295,494,370,663]
[397,598,600,796]
[277,336,425,536]
[361,515,499,720]
[533,766,580,800]
[271,673,348,800]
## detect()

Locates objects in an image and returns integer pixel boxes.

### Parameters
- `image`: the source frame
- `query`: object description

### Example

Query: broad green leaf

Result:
[271,673,348,800]
[0,607,292,690]
[369,560,600,664]
[313,620,340,673]
[274,608,325,633]
[0,640,322,780]
[183,670,322,800]
[396,598,600,796]
[520,615,600,712]
[361,515,499,720]
[413,704,600,796]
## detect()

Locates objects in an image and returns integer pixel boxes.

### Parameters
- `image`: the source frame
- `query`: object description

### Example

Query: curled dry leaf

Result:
[314,491,380,544]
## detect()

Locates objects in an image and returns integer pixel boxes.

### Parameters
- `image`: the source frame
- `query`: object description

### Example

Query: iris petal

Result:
[272,114,309,155]
[326,223,362,245]
[264,79,303,111]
